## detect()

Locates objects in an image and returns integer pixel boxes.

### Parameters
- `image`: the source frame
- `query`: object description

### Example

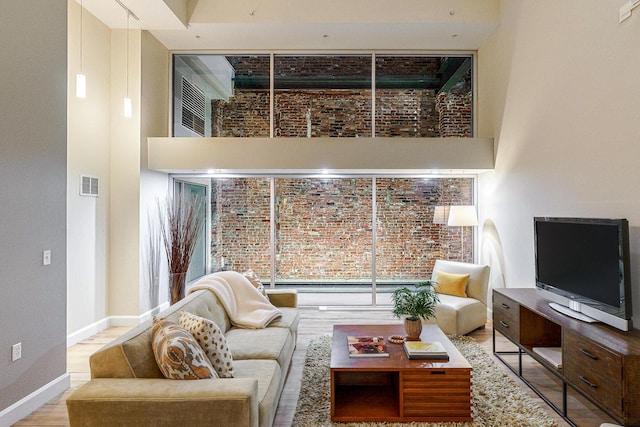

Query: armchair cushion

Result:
[434,270,470,297]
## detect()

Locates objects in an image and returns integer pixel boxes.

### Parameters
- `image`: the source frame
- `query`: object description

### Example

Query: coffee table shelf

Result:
[330,324,472,423]
[333,372,400,421]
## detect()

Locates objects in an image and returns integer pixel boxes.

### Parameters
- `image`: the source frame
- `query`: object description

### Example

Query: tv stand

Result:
[493,288,640,427]
[548,302,598,323]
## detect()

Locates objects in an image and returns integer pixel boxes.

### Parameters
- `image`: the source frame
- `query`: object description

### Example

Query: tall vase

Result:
[404,318,423,341]
[169,272,187,305]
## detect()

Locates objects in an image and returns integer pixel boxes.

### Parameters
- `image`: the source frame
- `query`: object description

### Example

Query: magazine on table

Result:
[347,335,390,358]
[404,340,449,360]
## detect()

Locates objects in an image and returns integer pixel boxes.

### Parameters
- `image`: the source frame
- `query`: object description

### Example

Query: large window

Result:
[375,56,472,137]
[172,54,473,138]
[375,177,474,283]
[202,176,475,306]
[210,178,271,276]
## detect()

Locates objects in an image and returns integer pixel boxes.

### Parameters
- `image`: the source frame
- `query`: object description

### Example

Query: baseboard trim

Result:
[66,317,111,347]
[0,373,70,427]
[67,302,170,347]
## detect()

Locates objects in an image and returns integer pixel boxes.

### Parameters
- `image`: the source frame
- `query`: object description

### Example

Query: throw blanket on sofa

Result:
[188,271,282,329]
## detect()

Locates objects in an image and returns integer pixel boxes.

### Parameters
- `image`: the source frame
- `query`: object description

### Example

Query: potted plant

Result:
[158,193,204,305]
[391,281,440,340]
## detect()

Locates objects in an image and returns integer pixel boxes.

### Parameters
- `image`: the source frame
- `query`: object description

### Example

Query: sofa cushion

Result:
[266,307,299,337]
[225,326,294,373]
[233,359,283,427]
[434,270,470,297]
[151,317,217,380]
[179,311,235,378]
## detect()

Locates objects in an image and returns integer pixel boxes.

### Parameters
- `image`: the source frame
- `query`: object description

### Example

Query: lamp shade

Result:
[433,206,451,224]
[447,205,478,227]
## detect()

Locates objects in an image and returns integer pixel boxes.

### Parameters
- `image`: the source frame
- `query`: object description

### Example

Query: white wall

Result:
[139,30,172,312]
[67,2,171,338]
[108,28,143,318]
[477,0,640,328]
[67,0,111,338]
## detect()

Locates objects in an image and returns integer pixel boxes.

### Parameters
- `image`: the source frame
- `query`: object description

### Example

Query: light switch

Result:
[43,250,51,266]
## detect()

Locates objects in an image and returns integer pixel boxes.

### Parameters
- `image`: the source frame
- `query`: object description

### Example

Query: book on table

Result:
[347,336,390,358]
[403,341,449,360]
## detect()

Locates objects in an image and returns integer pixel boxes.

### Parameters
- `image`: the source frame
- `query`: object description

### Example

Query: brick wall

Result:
[211,177,473,283]
[274,90,372,137]
[211,91,270,137]
[212,87,452,138]
[376,89,438,137]
[275,178,373,280]
[437,91,473,137]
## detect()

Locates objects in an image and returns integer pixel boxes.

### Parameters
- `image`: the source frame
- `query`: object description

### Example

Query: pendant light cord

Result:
[79,0,83,73]
[126,10,129,97]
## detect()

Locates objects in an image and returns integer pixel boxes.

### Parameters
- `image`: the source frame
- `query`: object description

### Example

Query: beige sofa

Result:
[430,260,491,335]
[66,272,299,427]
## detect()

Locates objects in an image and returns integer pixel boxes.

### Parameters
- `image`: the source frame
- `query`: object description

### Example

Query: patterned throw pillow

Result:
[179,311,235,378]
[151,317,217,380]
[243,269,269,300]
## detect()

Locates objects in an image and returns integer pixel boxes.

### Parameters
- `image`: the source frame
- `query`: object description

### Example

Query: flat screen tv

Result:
[534,217,633,331]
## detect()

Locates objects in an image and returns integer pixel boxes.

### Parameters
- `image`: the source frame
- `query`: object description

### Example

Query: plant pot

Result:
[169,272,187,305]
[404,318,423,341]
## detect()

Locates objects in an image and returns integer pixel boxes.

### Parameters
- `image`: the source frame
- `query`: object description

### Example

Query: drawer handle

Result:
[501,303,510,309]
[499,320,510,329]
[430,371,446,375]
[579,348,598,360]
[579,376,598,389]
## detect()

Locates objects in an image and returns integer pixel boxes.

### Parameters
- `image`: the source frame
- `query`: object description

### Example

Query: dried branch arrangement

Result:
[145,212,161,307]
[158,193,204,303]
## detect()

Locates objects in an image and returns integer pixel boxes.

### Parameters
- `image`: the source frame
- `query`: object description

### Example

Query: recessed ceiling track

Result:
[114,0,140,20]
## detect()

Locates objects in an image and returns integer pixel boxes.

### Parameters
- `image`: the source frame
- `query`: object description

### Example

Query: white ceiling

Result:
[77,0,500,51]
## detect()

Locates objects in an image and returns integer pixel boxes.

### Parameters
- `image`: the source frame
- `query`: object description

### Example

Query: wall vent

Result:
[181,77,206,136]
[80,175,99,197]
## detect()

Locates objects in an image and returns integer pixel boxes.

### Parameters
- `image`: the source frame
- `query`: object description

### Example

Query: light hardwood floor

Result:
[13,309,617,427]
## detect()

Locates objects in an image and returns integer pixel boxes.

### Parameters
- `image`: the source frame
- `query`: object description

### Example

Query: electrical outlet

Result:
[43,250,51,266]
[11,343,22,362]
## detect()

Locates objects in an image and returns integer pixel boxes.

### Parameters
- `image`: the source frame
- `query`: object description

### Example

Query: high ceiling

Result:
[76,0,500,51]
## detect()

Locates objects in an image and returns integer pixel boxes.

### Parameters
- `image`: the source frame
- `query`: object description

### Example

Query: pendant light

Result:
[76,0,86,98]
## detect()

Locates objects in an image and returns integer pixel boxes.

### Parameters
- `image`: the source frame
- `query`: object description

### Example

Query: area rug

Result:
[292,335,558,427]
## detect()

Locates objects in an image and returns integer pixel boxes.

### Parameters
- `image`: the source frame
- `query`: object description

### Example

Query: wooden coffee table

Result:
[330,324,472,423]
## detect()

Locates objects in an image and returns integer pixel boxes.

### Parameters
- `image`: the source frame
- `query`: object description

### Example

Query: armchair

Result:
[429,260,491,335]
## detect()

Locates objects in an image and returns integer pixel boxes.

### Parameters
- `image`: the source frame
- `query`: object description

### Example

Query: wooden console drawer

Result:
[563,330,623,416]
[492,292,519,342]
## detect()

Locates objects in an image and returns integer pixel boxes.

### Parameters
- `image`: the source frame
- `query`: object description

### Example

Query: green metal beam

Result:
[438,58,472,93]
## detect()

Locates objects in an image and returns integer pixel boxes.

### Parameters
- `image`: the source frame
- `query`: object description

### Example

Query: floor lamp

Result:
[447,206,478,262]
